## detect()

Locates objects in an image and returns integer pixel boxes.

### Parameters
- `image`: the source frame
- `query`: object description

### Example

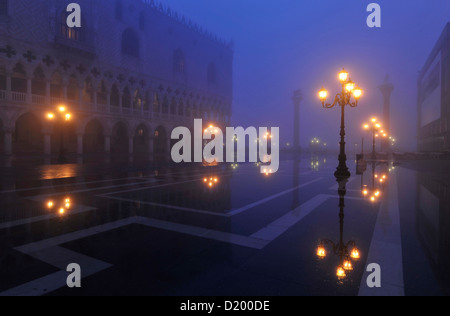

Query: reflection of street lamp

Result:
[360,161,388,203]
[318,68,363,179]
[47,105,72,164]
[46,196,72,216]
[316,214,361,280]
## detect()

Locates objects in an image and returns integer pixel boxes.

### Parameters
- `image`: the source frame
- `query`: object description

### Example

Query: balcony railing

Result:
[32,94,46,105]
[12,92,26,103]
[0,90,213,123]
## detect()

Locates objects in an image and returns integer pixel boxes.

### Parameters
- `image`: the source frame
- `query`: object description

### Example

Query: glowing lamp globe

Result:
[338,69,349,83]
[353,87,362,99]
[316,246,326,259]
[318,88,328,102]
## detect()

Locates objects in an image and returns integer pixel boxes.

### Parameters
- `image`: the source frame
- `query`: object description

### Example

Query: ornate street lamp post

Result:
[318,68,362,179]
[47,105,72,164]
[363,118,387,160]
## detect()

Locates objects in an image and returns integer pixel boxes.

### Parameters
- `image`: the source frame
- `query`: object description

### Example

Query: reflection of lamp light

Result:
[343,259,353,271]
[336,266,346,279]
[351,248,360,260]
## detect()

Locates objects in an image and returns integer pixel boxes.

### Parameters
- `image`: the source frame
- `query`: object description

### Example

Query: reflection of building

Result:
[416,173,450,293]
[0,0,233,160]
[417,23,450,152]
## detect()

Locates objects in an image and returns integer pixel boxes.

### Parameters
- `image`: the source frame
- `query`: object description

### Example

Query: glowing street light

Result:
[318,68,363,179]
[47,105,73,164]
[363,117,386,160]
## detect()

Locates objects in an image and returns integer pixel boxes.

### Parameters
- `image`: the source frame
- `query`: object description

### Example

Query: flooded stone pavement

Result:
[0,155,448,296]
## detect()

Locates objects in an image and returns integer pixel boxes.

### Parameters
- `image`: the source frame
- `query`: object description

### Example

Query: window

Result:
[0,0,7,16]
[207,62,217,84]
[60,10,84,41]
[115,1,123,20]
[122,29,140,58]
[173,49,185,74]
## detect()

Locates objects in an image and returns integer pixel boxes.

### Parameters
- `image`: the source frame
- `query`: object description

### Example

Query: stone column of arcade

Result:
[77,133,83,164]
[148,135,154,162]
[105,134,111,163]
[129,136,134,163]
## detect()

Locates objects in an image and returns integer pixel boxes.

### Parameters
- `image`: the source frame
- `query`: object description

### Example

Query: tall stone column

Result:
[44,133,51,156]
[4,131,12,156]
[77,134,83,155]
[292,90,302,153]
[104,135,111,154]
[378,75,394,152]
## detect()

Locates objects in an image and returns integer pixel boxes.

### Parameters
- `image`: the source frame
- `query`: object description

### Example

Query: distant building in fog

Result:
[0,0,233,160]
[417,22,450,152]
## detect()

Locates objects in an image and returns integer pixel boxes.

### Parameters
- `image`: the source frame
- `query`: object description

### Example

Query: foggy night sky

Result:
[161,0,450,152]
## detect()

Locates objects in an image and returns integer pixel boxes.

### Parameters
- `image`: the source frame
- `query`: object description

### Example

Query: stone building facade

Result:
[417,23,450,152]
[0,0,233,160]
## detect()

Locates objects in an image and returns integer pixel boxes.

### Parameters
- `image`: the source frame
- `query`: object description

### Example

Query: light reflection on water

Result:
[37,164,78,180]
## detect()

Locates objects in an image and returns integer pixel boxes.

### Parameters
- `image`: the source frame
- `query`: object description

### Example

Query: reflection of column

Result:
[292,90,302,152]
[378,75,394,152]
[148,136,154,154]
[77,134,83,155]
[291,156,301,209]
[44,133,51,155]
[104,135,111,154]
[4,131,12,156]
[129,137,134,155]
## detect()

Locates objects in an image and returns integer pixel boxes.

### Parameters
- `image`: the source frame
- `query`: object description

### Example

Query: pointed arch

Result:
[110,83,120,107]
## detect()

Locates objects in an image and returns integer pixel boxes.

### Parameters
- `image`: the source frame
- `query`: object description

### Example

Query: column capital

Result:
[292,89,302,104]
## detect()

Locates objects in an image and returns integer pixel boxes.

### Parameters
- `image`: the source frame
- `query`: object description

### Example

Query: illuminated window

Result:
[122,28,140,58]
[0,0,7,16]
[60,10,84,41]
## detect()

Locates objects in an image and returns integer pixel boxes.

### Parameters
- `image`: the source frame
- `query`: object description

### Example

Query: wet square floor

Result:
[0,155,449,296]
